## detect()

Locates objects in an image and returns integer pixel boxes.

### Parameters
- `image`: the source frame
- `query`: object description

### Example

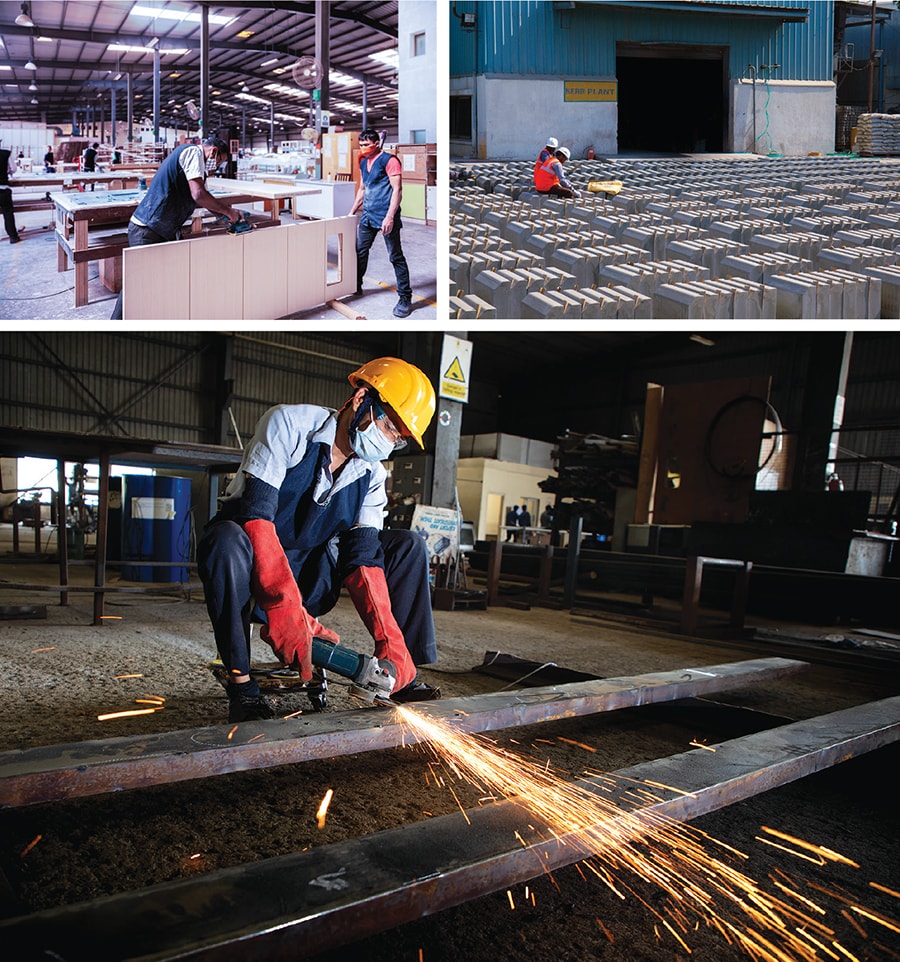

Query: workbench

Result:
[205,176,321,220]
[51,185,268,308]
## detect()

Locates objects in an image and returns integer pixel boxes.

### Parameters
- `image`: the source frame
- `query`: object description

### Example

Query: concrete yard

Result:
[449,154,900,321]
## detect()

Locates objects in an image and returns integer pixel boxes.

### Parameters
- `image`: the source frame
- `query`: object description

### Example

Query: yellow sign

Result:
[564,81,618,103]
[439,336,472,403]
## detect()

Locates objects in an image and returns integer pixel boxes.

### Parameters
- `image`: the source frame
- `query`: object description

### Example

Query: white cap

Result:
[556,146,571,161]
[546,137,559,149]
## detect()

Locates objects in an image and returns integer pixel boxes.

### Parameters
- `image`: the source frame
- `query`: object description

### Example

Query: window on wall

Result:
[412,31,425,57]
[450,95,472,139]
[411,129,426,144]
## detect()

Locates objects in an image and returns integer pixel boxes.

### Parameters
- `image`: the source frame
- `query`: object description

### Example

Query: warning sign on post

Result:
[439,335,472,403]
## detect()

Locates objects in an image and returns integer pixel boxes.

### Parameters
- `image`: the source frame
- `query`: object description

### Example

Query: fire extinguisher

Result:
[586,146,595,160]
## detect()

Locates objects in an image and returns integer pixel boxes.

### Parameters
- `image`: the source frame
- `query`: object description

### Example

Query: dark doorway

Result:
[617,46,726,153]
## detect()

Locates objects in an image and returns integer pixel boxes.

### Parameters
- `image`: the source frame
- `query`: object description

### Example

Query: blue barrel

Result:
[121,475,192,582]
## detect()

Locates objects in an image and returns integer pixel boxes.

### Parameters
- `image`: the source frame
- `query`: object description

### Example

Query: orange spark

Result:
[97,708,160,721]
[558,736,596,753]
[226,725,238,740]
[316,788,334,829]
[870,882,900,900]
[596,918,615,942]
[247,733,265,742]
[20,835,42,857]
[851,906,900,935]
[759,827,860,867]
[31,647,55,653]
[506,889,515,910]
[393,703,887,962]
[689,740,717,752]
[114,673,143,679]
[100,615,123,620]
[190,853,202,860]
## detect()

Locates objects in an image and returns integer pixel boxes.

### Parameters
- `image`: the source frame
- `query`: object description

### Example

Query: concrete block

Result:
[598,263,646,292]
[549,248,594,289]
[654,282,713,320]
[519,290,574,319]
[523,233,558,260]
[448,253,471,296]
[601,285,653,319]
[862,266,900,319]
[769,274,818,320]
[579,287,618,319]
[472,269,528,319]
[448,294,497,320]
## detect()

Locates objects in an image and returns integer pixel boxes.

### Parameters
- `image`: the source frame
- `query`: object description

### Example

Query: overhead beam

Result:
[0,658,807,809]
[1,696,896,962]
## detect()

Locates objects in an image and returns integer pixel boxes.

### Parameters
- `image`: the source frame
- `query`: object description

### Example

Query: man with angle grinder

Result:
[198,357,440,722]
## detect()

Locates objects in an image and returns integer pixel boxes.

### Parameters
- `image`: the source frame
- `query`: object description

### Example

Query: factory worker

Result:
[350,129,413,318]
[535,135,559,170]
[533,146,580,199]
[198,357,439,722]
[109,134,241,320]
[0,139,22,244]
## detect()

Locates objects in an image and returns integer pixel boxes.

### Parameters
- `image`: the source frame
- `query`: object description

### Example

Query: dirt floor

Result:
[0,559,898,962]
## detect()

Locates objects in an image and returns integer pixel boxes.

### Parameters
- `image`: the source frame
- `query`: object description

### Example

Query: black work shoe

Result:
[392,681,441,703]
[228,693,277,723]
[392,297,412,318]
[9,236,21,244]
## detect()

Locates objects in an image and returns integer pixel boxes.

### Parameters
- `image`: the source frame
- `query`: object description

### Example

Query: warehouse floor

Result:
[0,207,437,323]
[0,546,898,961]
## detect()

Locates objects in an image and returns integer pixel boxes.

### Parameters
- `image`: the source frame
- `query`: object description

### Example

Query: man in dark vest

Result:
[197,357,439,721]
[110,134,241,319]
[0,140,22,244]
[350,129,413,318]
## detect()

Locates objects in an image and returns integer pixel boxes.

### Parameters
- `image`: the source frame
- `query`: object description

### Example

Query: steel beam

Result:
[0,658,806,809]
[2,697,896,962]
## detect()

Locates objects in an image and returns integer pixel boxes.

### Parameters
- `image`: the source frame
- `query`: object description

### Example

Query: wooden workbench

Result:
[51,186,266,308]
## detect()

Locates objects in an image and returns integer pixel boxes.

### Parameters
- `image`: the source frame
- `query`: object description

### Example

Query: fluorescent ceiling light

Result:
[28,82,37,91]
[108,43,188,55]
[0,66,12,72]
[36,36,52,42]
[330,71,358,87]
[368,49,398,68]
[130,4,235,26]
[260,58,279,67]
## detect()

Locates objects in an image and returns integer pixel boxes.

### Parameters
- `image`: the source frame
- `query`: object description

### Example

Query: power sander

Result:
[218,210,254,234]
[310,636,397,706]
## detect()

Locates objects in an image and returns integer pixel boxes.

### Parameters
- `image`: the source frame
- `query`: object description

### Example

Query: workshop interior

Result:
[0,330,898,962]
[0,1,437,321]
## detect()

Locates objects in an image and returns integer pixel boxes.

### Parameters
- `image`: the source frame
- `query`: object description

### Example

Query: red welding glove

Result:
[243,519,339,681]
[343,565,417,693]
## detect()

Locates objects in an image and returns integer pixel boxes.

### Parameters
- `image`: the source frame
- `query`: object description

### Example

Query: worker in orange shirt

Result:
[533,146,580,199]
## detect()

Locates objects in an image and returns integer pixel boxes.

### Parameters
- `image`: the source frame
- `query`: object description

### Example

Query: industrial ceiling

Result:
[0,1,399,137]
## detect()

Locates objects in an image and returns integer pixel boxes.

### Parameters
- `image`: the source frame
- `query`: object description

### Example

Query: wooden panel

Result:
[122,242,191,320]
[286,220,326,313]
[188,233,244,320]
[653,376,772,525]
[242,226,287,319]
[323,215,359,301]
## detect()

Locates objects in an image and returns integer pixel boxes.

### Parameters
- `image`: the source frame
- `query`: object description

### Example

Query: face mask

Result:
[205,152,219,172]
[359,142,378,158]
[350,419,396,463]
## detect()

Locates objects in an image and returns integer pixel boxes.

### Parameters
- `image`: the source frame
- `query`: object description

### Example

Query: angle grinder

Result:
[310,636,397,705]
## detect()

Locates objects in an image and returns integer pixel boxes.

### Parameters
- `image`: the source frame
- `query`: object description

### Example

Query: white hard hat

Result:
[546,137,559,149]
[556,146,571,161]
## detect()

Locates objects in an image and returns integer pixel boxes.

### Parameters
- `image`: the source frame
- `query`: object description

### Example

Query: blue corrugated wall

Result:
[450,1,832,80]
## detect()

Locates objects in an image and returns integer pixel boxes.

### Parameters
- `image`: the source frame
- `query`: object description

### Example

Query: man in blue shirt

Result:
[198,356,439,722]
[109,134,241,319]
[350,129,413,318]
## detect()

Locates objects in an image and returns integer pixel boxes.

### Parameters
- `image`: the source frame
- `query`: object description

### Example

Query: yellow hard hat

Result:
[348,357,435,448]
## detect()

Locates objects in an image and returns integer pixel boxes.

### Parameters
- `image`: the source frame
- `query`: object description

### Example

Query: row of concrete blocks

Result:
[463,263,897,321]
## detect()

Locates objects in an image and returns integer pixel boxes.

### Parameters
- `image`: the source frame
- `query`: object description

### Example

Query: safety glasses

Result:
[372,399,408,451]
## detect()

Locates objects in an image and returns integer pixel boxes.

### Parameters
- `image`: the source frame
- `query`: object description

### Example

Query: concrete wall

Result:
[398,0,437,143]
[452,75,836,160]
[470,77,617,160]
[732,80,836,155]
[456,458,555,542]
